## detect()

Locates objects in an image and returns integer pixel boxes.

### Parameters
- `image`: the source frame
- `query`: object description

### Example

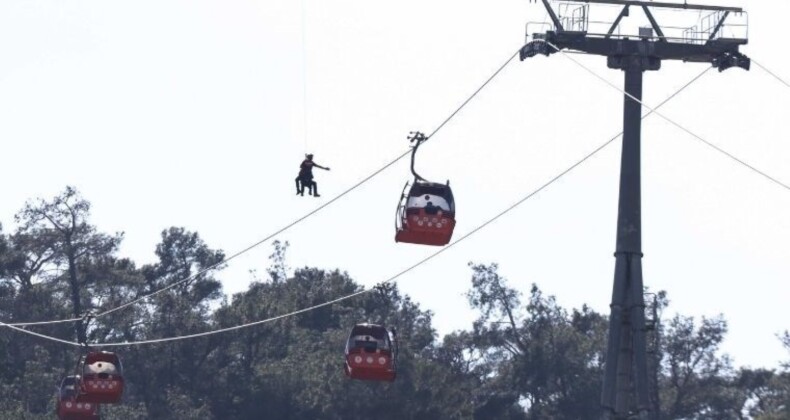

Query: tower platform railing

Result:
[530,0,748,46]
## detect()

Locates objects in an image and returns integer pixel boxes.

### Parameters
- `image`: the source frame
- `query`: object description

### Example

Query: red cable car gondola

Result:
[78,351,125,404]
[56,376,100,420]
[395,132,456,246]
[344,323,398,382]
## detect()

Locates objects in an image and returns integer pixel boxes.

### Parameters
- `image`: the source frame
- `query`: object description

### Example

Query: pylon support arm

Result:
[641,6,667,42]
[606,6,630,38]
[530,0,749,72]
[539,0,564,31]
[526,31,750,72]
[579,0,742,13]
[708,11,731,42]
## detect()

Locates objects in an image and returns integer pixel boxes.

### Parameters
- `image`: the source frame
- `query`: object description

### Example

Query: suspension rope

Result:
[301,0,309,153]
[0,68,710,347]
[7,317,83,327]
[2,46,523,327]
[0,320,80,346]
[752,58,790,89]
[542,41,790,192]
[425,49,521,140]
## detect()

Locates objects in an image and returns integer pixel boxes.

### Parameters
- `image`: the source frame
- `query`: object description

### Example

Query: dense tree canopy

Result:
[1,188,788,419]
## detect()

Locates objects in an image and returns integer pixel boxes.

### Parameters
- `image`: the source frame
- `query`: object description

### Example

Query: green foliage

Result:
[660,314,736,417]
[747,332,790,419]
[1,188,788,419]
[465,263,607,419]
[100,402,149,420]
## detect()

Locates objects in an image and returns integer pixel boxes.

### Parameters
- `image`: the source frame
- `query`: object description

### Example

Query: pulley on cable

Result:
[394,131,456,246]
[343,322,398,382]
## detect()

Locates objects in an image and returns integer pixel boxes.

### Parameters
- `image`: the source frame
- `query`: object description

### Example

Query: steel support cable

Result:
[752,59,790,89]
[7,317,83,327]
[301,0,310,154]
[0,68,710,347]
[2,47,523,328]
[0,321,81,346]
[425,49,521,140]
[542,40,790,192]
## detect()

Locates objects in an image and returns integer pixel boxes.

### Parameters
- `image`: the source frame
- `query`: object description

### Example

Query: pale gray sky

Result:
[1,0,788,369]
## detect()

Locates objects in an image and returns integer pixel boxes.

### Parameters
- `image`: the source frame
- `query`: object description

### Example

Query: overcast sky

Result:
[1,0,788,369]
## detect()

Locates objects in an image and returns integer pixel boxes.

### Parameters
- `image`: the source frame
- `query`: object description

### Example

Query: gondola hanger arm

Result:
[407,131,428,182]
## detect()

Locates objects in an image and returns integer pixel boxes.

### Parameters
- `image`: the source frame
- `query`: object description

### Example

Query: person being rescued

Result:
[295,153,330,197]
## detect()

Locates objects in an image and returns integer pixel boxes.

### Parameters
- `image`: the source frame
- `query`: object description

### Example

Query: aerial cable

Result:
[93,152,409,319]
[301,0,309,153]
[0,320,81,346]
[2,46,524,327]
[6,317,83,327]
[541,40,790,193]
[425,49,521,140]
[752,58,790,89]
[0,67,710,347]
[95,46,521,319]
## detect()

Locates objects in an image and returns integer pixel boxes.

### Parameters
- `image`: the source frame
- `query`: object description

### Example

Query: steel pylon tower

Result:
[521,1,750,418]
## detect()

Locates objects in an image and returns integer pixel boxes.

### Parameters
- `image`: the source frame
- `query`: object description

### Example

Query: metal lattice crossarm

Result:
[527,0,750,71]
[580,0,741,13]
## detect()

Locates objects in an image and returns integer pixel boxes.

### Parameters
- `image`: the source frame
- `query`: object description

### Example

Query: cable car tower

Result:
[522,1,749,418]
